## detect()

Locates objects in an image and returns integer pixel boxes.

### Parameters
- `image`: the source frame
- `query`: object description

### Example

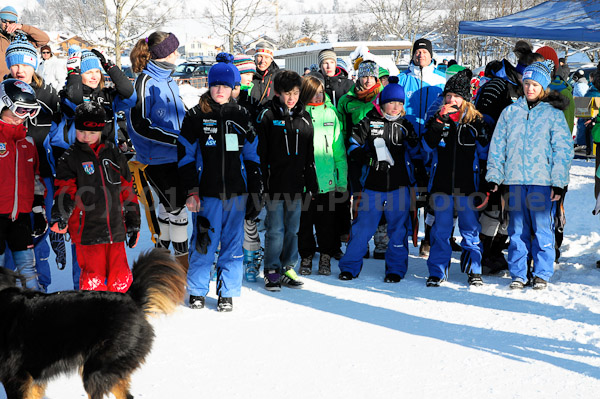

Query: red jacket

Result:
[0,121,45,219]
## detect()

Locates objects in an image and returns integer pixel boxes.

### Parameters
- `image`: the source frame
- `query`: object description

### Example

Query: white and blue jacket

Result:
[486,96,574,188]
[396,62,446,137]
[126,61,186,165]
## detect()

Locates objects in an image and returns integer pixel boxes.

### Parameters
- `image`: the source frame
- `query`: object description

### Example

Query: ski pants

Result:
[76,242,132,292]
[427,194,482,280]
[188,195,246,298]
[506,185,555,282]
[339,188,410,278]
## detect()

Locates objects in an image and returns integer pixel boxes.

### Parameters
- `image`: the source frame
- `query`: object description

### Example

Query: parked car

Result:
[173,57,216,82]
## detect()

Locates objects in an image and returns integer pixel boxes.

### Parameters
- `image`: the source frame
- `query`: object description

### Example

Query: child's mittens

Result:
[127,227,140,249]
[49,208,68,234]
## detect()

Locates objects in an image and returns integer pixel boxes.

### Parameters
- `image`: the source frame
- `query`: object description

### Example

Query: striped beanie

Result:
[318,49,336,66]
[522,60,553,90]
[6,35,38,71]
[255,42,275,59]
[80,50,103,74]
[234,54,256,75]
[0,6,18,22]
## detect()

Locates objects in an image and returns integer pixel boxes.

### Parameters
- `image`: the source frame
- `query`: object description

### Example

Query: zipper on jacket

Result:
[451,124,458,194]
[418,66,423,136]
[284,128,290,155]
[11,140,20,220]
[95,150,114,243]
[295,129,299,155]
[220,107,227,197]
[324,135,329,153]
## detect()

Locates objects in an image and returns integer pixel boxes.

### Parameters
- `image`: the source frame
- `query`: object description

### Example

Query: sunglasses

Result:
[41,51,51,54]
[1,19,15,24]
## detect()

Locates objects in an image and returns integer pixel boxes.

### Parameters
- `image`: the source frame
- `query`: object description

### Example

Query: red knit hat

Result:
[535,46,558,75]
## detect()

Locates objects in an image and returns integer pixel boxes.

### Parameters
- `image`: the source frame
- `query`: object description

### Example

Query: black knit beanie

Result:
[75,102,107,131]
[443,68,473,101]
[412,38,433,58]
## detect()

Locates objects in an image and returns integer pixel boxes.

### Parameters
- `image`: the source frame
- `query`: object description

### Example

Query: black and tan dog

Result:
[0,248,187,399]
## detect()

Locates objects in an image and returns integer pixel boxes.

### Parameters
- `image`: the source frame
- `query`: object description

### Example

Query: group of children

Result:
[0,32,574,313]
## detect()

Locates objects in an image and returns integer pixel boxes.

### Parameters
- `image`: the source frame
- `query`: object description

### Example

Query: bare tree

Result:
[277,22,299,50]
[363,0,434,43]
[204,0,272,53]
[46,0,181,67]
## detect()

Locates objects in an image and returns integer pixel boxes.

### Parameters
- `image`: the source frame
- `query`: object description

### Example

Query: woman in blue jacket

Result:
[486,60,573,290]
[126,31,189,268]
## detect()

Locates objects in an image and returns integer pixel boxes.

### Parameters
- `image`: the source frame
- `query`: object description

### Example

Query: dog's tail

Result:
[127,248,187,316]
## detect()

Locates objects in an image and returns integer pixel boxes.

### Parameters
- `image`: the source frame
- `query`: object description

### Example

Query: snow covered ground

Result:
[2,160,600,398]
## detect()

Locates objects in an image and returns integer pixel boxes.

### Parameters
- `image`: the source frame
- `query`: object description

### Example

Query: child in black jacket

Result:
[256,70,318,291]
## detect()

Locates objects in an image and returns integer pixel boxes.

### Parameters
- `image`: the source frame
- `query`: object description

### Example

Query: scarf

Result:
[356,82,382,103]
[383,113,401,121]
[307,101,324,107]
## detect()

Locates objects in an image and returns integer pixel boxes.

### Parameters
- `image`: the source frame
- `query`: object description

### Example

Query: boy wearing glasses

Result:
[0,6,49,77]
[0,79,46,290]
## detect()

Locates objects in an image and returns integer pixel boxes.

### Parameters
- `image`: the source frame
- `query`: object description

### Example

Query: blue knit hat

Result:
[379,76,405,104]
[5,35,38,71]
[80,50,103,74]
[0,6,18,22]
[522,60,554,90]
[208,54,237,89]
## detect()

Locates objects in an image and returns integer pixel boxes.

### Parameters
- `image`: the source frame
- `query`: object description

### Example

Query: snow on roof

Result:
[274,41,413,57]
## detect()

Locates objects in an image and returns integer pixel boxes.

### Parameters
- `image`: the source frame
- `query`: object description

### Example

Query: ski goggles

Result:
[10,102,41,119]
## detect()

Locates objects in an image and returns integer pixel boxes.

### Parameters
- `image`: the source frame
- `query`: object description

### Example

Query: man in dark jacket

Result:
[250,42,279,106]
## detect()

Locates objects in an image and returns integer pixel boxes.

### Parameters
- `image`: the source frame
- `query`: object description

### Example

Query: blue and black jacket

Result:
[126,61,186,165]
[177,97,261,199]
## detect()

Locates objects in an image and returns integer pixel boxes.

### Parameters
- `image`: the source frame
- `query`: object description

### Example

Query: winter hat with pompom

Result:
[443,68,474,101]
[379,76,405,104]
[233,54,256,75]
[522,60,554,90]
[357,61,378,79]
[535,46,558,75]
[209,53,238,89]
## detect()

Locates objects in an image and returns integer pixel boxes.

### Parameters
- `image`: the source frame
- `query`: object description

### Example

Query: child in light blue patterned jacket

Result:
[486,60,574,290]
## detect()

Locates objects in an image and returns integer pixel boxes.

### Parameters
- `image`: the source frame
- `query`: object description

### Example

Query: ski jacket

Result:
[23,79,60,178]
[53,140,140,245]
[0,25,49,77]
[126,60,185,165]
[487,96,573,188]
[322,68,354,108]
[178,98,261,199]
[45,65,136,173]
[549,76,575,132]
[305,102,347,193]
[256,98,318,198]
[251,62,279,106]
[474,77,516,128]
[237,82,261,120]
[573,80,589,98]
[37,56,66,92]
[423,111,489,196]
[0,121,45,218]
[396,62,446,137]
[349,106,418,192]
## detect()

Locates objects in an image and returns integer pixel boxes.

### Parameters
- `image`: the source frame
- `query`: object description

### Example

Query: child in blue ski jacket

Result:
[422,69,489,287]
[338,76,419,282]
[486,60,573,290]
[178,55,261,312]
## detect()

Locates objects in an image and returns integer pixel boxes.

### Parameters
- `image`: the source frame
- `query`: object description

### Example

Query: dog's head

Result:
[0,267,21,291]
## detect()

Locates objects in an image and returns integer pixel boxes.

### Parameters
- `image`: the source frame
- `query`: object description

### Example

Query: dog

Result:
[0,248,187,399]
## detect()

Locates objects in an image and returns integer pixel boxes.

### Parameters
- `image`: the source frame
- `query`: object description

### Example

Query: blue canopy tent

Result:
[458,0,600,42]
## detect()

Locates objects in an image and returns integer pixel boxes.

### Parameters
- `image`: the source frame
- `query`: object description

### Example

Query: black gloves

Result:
[195,216,213,255]
[552,186,564,198]
[245,161,264,221]
[50,209,69,234]
[483,180,498,193]
[32,206,48,238]
[246,193,264,221]
[91,49,115,72]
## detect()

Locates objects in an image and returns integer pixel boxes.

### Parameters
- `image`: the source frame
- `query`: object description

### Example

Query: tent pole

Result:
[457,34,462,64]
